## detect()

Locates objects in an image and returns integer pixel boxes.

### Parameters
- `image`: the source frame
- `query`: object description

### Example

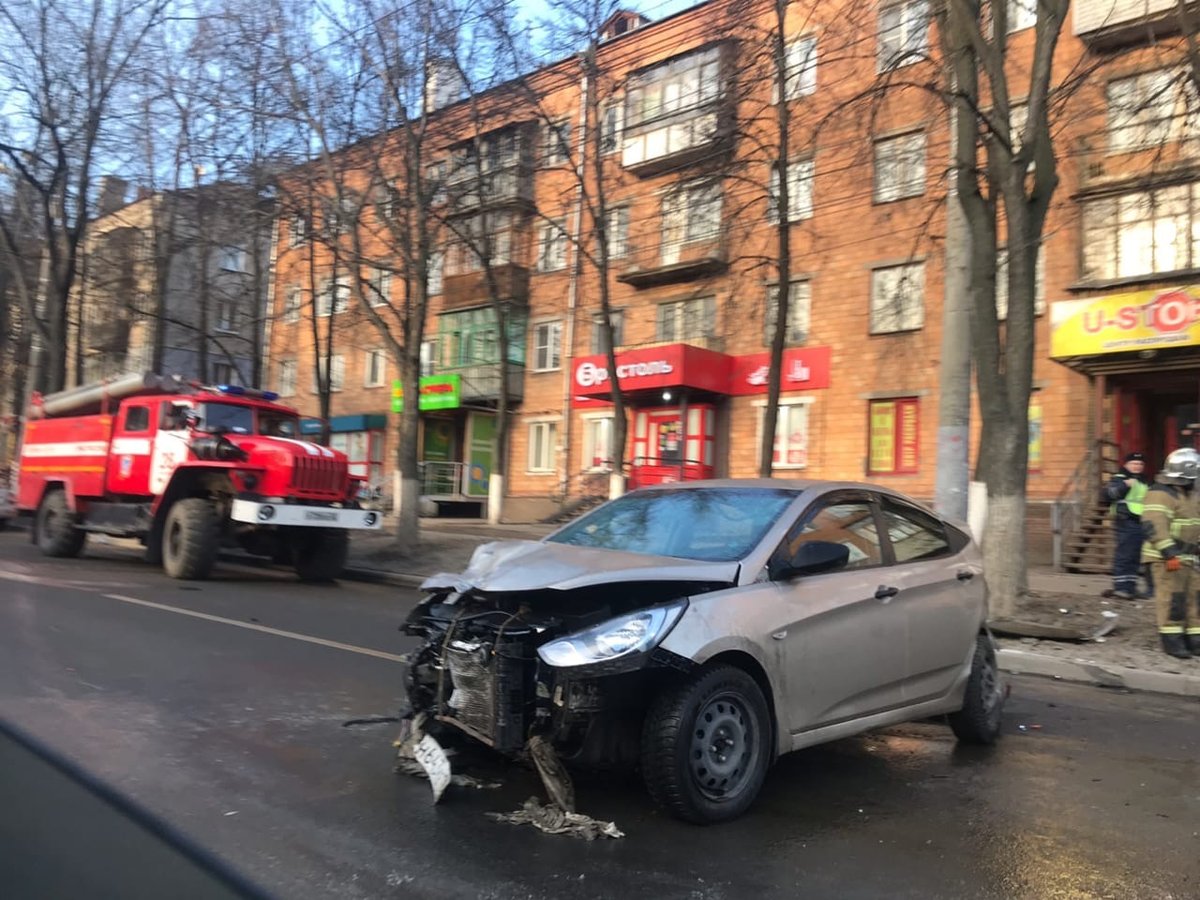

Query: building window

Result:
[314,355,345,393]
[219,246,248,272]
[282,286,301,323]
[316,277,350,316]
[369,268,391,307]
[216,297,238,333]
[758,400,811,469]
[288,216,307,247]
[528,420,558,473]
[769,159,815,223]
[1006,0,1037,31]
[878,0,930,71]
[427,251,444,296]
[662,180,722,256]
[420,340,436,377]
[868,397,919,475]
[622,46,723,168]
[765,281,811,345]
[425,163,448,206]
[278,359,297,397]
[1082,184,1200,281]
[1107,70,1178,153]
[543,120,571,165]
[364,349,387,387]
[447,213,512,274]
[590,309,624,353]
[995,245,1046,318]
[533,321,563,371]
[438,306,528,368]
[874,132,925,202]
[784,36,818,99]
[213,362,240,386]
[870,263,925,333]
[608,206,629,258]
[657,296,716,342]
[537,220,568,271]
[582,415,614,470]
[601,102,623,153]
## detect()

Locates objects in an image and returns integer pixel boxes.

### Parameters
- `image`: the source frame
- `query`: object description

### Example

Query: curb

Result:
[998,648,1200,698]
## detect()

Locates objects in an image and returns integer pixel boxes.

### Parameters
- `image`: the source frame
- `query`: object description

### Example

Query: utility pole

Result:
[935,71,971,522]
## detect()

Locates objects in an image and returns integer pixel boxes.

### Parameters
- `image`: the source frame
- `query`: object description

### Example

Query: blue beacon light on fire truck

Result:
[214,384,279,402]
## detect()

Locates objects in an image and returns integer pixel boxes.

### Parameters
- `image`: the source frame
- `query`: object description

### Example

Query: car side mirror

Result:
[773,540,851,580]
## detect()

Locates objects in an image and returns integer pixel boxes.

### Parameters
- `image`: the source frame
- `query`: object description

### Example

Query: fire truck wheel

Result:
[294,528,349,583]
[162,498,221,580]
[37,489,86,558]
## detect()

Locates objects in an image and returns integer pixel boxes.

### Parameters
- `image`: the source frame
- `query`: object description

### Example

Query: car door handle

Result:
[957,570,976,582]
[875,585,899,601]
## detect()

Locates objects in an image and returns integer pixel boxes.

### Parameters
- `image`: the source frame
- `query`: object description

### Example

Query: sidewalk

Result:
[349,521,1200,698]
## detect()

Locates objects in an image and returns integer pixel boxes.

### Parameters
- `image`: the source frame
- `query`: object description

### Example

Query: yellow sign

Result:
[1028,397,1042,472]
[869,402,896,473]
[1050,286,1200,358]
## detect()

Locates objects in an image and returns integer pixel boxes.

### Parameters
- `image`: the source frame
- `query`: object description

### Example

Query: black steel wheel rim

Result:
[689,691,756,802]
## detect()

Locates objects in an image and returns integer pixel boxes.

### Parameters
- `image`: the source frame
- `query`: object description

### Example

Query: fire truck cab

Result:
[16,372,381,581]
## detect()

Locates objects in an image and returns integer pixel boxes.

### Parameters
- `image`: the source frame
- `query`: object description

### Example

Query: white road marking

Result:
[100,593,408,663]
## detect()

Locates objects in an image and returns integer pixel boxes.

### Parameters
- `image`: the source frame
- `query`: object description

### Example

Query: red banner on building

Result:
[571,343,732,398]
[727,346,832,395]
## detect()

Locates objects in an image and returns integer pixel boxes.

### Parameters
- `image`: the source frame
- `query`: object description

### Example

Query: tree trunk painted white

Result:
[967,480,988,543]
[981,492,1027,620]
[488,473,503,525]
[608,472,626,500]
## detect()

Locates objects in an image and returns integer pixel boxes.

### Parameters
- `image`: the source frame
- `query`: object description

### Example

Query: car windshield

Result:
[549,488,797,562]
[257,411,301,438]
[196,402,254,435]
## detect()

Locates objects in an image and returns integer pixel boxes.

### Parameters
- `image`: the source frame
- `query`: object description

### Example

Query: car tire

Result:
[293,528,349,583]
[641,664,773,824]
[161,498,221,580]
[37,489,86,558]
[948,635,1005,745]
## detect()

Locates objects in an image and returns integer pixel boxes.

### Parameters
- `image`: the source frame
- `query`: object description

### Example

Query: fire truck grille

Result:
[291,455,344,496]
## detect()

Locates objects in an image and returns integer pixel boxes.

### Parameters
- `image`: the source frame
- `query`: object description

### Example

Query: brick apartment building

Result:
[266,0,1200,564]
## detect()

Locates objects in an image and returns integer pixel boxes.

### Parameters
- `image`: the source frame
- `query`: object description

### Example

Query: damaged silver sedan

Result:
[402,480,1005,824]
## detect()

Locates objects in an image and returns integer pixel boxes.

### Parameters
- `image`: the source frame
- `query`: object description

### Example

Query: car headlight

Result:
[537,601,687,668]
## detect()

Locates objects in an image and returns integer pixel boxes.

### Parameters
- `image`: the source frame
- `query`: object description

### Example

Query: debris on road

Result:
[487,797,625,841]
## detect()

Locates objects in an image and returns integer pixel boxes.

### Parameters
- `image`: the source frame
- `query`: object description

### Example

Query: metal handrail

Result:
[1051,439,1121,570]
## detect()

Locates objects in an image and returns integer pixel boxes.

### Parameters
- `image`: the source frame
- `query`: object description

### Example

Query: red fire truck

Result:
[15,372,382,581]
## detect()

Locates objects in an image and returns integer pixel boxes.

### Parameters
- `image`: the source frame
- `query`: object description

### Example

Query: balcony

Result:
[621,107,731,178]
[1074,136,1200,193]
[84,319,130,354]
[445,164,534,217]
[442,263,530,311]
[1074,0,1190,45]
[616,231,729,288]
[436,360,525,404]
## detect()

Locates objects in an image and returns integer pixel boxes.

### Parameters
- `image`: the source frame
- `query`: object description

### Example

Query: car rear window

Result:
[549,488,797,562]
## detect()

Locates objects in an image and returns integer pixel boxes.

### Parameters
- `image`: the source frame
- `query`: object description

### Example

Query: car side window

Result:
[776,500,884,574]
[160,401,190,431]
[881,500,951,562]
[123,405,150,433]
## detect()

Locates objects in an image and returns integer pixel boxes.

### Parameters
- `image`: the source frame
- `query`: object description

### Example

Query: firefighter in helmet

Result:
[1142,447,1200,658]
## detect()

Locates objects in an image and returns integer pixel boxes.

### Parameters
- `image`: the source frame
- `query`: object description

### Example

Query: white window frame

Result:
[537,220,568,271]
[754,397,814,470]
[283,286,301,324]
[784,36,818,100]
[601,101,624,154]
[1082,184,1200,281]
[527,419,559,474]
[216,297,238,333]
[769,159,815,223]
[277,359,297,397]
[364,348,387,387]
[590,309,625,353]
[870,262,925,334]
[369,268,391,307]
[314,355,346,393]
[533,320,563,371]
[878,0,929,71]
[607,206,630,258]
[420,340,436,377]
[543,120,571,165]
[995,244,1047,319]
[212,362,240,386]
[1106,69,1178,153]
[427,250,444,296]
[765,280,812,345]
[874,132,926,202]
[582,413,615,472]
[218,245,248,273]
[288,216,307,247]
[656,296,716,342]
[1006,0,1037,32]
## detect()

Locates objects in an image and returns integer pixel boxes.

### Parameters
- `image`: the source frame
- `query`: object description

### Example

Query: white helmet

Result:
[1163,447,1200,484]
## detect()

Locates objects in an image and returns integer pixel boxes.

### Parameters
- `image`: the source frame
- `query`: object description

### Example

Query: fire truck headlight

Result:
[258,505,275,522]
[241,473,259,491]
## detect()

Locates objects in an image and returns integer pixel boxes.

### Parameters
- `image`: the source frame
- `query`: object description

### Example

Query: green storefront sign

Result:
[391,374,462,412]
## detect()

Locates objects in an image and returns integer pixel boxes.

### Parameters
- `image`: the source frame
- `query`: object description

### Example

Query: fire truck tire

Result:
[37,489,86,558]
[161,498,221,580]
[294,528,349,582]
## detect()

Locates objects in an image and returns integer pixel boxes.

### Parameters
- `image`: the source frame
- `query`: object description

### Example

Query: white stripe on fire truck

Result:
[21,441,109,458]
[111,437,152,455]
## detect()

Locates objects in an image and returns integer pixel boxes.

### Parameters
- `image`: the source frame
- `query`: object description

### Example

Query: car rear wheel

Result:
[293,528,349,582]
[37,489,86,558]
[948,635,1005,745]
[161,498,221,580]
[641,664,772,824]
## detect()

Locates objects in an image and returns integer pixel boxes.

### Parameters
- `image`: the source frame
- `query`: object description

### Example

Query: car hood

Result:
[419,539,741,593]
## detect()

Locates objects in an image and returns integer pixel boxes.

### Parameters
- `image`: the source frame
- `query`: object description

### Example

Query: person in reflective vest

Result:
[1104,452,1149,600]
[1141,448,1200,659]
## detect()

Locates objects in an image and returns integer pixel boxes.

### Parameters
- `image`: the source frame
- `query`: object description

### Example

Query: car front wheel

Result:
[641,664,773,824]
[948,634,1005,745]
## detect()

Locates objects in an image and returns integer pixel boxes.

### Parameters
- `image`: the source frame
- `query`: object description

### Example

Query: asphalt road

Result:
[1,530,1198,900]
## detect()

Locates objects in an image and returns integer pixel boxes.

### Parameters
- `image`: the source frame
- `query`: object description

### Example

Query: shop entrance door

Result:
[629,405,716,488]
[1112,368,1200,475]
